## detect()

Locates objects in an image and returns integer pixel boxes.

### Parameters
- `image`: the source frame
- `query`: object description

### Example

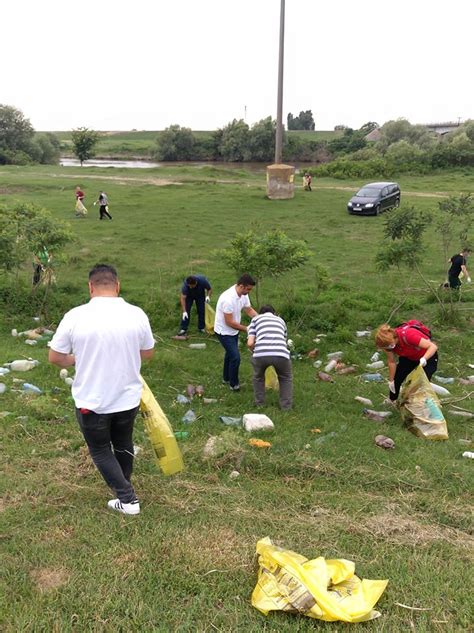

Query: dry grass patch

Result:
[30,567,70,592]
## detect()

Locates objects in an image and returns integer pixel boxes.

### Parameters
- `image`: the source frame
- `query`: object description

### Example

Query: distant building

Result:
[364,128,382,142]
[423,122,461,135]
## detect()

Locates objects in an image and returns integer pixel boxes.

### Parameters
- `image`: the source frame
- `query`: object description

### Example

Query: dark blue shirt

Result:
[181,274,211,299]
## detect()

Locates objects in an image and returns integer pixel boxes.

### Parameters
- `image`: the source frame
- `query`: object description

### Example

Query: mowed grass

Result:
[0,165,473,631]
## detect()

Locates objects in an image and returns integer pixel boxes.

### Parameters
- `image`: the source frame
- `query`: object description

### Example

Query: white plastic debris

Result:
[189,343,206,349]
[25,339,38,346]
[370,352,380,362]
[59,368,68,380]
[6,360,39,371]
[462,451,474,459]
[242,413,274,432]
[355,396,373,406]
[366,360,384,369]
[0,368,10,376]
[327,351,343,360]
[11,329,18,337]
[324,359,338,372]
[0,383,6,394]
[430,382,450,396]
[287,339,294,349]
[64,377,74,386]
[229,470,240,479]
[355,330,371,337]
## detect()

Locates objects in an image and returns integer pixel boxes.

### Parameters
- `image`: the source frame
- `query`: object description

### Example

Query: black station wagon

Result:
[347,182,401,216]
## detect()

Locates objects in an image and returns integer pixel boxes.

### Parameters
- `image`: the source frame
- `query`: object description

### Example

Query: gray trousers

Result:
[251,355,293,410]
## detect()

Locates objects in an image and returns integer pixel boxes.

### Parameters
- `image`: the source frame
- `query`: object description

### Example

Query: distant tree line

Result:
[0,105,60,165]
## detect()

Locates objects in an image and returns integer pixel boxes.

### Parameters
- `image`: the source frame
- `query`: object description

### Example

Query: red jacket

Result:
[393,325,428,361]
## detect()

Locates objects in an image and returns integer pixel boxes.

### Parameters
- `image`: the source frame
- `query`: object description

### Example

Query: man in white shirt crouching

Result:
[49,264,155,515]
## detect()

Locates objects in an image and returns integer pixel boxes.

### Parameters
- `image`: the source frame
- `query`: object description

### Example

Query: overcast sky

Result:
[2,0,472,131]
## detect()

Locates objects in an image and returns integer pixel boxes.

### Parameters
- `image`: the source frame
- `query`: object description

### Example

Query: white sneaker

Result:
[107,498,140,515]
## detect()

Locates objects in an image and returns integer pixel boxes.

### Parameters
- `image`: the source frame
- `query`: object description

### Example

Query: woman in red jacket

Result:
[375,322,438,401]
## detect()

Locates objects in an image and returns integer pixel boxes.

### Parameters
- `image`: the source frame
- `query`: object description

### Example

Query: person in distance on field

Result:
[303,172,312,191]
[48,264,155,516]
[177,274,212,335]
[447,247,471,289]
[75,185,87,217]
[375,322,438,402]
[94,191,112,220]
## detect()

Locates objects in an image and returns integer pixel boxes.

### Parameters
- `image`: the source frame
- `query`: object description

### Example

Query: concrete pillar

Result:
[266,163,295,200]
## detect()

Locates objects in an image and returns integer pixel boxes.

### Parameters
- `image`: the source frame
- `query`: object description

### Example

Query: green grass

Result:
[0,165,473,631]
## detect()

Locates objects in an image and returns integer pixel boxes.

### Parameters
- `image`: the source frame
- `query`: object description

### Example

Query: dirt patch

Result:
[54,173,181,187]
[30,567,70,592]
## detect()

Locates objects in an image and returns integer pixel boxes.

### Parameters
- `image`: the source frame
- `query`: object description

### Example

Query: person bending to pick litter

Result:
[94,191,112,220]
[375,321,438,402]
[447,247,471,289]
[48,264,155,515]
[177,274,212,335]
[247,304,293,410]
[214,273,257,391]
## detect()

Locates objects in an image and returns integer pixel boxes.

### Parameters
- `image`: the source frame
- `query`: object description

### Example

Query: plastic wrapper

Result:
[399,365,448,440]
[139,377,184,475]
[251,537,388,623]
[265,366,279,390]
[204,302,215,335]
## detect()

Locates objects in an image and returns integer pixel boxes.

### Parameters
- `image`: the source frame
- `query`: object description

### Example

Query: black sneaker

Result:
[229,384,240,392]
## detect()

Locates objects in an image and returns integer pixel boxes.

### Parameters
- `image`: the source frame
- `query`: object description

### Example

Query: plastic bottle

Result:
[22,383,43,394]
[0,383,6,394]
[25,339,38,346]
[324,359,338,372]
[176,394,190,404]
[182,409,196,423]
[64,377,74,386]
[370,352,380,362]
[11,329,18,337]
[433,375,455,385]
[327,351,343,360]
[0,368,10,376]
[430,382,450,396]
[189,343,206,350]
[7,360,39,372]
[312,360,322,368]
[59,368,68,380]
[174,431,189,440]
[462,451,474,459]
[361,373,384,382]
[366,360,384,369]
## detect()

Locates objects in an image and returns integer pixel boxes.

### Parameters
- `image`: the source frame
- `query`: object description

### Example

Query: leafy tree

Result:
[71,127,100,166]
[436,194,473,262]
[216,119,250,161]
[359,121,379,134]
[328,128,366,154]
[155,125,195,160]
[385,140,426,171]
[219,229,311,304]
[248,117,275,162]
[287,110,315,130]
[0,104,35,164]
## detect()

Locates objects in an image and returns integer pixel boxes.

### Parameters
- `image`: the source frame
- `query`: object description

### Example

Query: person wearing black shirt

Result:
[448,248,471,289]
[177,274,212,335]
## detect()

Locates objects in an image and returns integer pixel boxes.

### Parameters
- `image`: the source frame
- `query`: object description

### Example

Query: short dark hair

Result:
[237,273,256,287]
[462,247,472,253]
[186,275,198,286]
[259,304,275,315]
[89,264,118,286]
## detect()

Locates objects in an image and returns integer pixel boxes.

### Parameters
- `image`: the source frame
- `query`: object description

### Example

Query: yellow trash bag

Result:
[204,302,215,335]
[139,377,184,475]
[75,200,87,216]
[399,365,448,440]
[265,366,279,390]
[251,537,388,623]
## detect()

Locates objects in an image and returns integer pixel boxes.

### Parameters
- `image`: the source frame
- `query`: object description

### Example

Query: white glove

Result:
[419,357,427,368]
[388,380,396,394]
[205,296,210,304]
[467,277,472,283]
[182,312,188,320]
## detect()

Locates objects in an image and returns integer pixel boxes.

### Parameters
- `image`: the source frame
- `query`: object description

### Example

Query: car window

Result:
[356,187,381,197]
[381,187,389,197]
[390,185,398,194]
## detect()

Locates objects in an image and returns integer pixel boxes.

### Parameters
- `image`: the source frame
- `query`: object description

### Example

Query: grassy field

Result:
[0,165,473,631]
[43,129,341,159]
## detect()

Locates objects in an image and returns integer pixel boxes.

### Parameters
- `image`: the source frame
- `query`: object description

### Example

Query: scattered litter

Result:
[458,438,472,445]
[366,360,384,370]
[182,409,196,423]
[337,365,356,374]
[243,414,274,432]
[0,411,13,418]
[459,378,474,385]
[219,415,242,427]
[318,371,334,383]
[176,394,190,404]
[0,383,6,394]
[327,351,343,360]
[307,348,319,358]
[324,359,338,372]
[311,428,321,433]
[315,333,327,338]
[172,335,188,341]
[401,367,448,440]
[11,329,18,337]
[6,360,39,371]
[361,373,384,382]
[229,470,240,479]
[186,384,196,398]
[448,410,473,418]
[203,397,218,404]
[189,343,206,349]
[433,375,455,385]
[64,377,74,386]
[363,409,388,422]
[25,339,38,346]
[0,368,10,376]
[195,385,205,397]
[366,409,392,418]
[312,360,322,368]
[22,383,42,394]
[355,330,372,337]
[59,368,68,380]
[313,338,321,343]
[133,445,142,455]
[251,537,388,623]
[430,382,450,396]
[32,317,40,322]
[355,396,373,406]
[248,438,272,448]
[287,339,294,349]
[468,364,474,369]
[462,451,474,459]
[174,431,189,440]
[375,435,395,449]
[370,352,380,362]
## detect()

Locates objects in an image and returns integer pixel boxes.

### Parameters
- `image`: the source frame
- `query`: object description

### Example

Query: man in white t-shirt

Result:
[214,273,257,391]
[49,264,155,516]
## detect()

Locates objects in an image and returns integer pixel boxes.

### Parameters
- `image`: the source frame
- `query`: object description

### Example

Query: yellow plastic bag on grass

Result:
[252,538,388,623]
[205,302,215,335]
[399,365,448,440]
[265,366,279,390]
[75,200,87,216]
[139,377,184,475]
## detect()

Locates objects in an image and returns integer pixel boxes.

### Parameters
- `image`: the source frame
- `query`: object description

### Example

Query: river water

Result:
[59,158,301,173]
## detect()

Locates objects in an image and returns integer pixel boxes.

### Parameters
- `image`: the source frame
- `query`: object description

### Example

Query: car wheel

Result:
[395,198,400,208]
[375,204,381,216]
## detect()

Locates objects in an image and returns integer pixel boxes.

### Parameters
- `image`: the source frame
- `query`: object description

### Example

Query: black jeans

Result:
[75,406,139,503]
[390,353,438,401]
[180,295,205,331]
[99,205,112,220]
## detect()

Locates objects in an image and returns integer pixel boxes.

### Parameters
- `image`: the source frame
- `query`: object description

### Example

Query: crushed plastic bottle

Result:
[25,339,38,346]
[430,382,450,396]
[366,360,385,369]
[64,377,74,386]
[370,352,380,362]
[462,451,474,459]
[182,409,197,423]
[0,383,6,394]
[327,351,343,360]
[434,375,455,385]
[0,368,10,376]
[189,343,206,350]
[22,383,43,394]
[11,329,18,337]
[312,360,322,368]
[324,359,338,373]
[176,394,190,404]
[361,373,384,382]
[355,396,373,406]
[355,330,371,337]
[6,360,39,371]
[219,415,242,427]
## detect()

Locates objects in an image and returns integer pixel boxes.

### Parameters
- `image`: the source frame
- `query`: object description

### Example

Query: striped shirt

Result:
[248,313,290,359]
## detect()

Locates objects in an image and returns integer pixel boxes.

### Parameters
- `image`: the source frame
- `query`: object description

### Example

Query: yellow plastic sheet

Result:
[252,537,388,623]
[139,377,184,475]
[75,200,87,216]
[265,366,279,390]
[399,365,448,440]
[205,303,215,335]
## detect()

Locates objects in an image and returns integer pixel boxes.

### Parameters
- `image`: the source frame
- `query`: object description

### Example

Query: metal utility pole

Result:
[275,0,285,164]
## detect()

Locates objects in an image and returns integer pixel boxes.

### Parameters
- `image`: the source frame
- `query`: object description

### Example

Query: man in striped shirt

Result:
[247,305,292,410]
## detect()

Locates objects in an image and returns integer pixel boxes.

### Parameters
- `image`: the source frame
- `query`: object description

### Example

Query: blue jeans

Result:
[216,333,240,387]
[75,406,139,503]
[180,296,205,331]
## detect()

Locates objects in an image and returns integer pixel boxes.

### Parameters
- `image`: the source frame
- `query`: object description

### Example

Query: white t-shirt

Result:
[50,297,155,414]
[214,285,251,336]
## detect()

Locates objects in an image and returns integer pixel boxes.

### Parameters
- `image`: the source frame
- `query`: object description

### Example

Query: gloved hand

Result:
[388,380,396,394]
[419,357,427,368]
[467,277,472,283]
[205,296,210,304]
[182,311,189,321]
